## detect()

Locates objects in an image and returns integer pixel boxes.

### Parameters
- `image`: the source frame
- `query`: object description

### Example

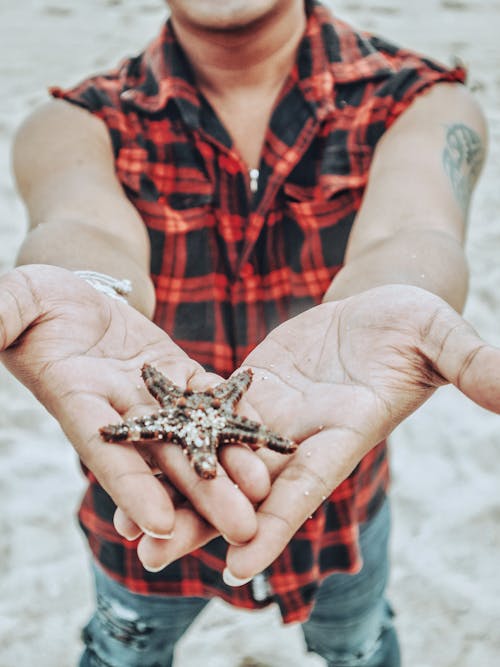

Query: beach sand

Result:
[0,1,499,665]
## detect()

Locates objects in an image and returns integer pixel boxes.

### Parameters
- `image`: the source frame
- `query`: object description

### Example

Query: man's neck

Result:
[170,0,307,100]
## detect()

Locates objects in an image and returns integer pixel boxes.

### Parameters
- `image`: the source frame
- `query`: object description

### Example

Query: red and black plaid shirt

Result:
[52,1,465,623]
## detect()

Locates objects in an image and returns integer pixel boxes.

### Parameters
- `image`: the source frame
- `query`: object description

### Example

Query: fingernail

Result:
[124,532,142,542]
[221,534,245,546]
[141,527,174,540]
[222,567,253,587]
[142,562,167,573]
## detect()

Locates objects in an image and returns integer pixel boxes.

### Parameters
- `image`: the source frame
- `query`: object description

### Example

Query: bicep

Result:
[345,83,487,261]
[13,99,151,268]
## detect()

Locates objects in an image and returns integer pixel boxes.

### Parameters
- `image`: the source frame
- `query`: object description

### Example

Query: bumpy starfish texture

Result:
[100,364,297,479]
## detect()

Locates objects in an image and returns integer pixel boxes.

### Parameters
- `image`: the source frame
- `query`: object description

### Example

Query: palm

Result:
[245,285,451,455]
[1,266,203,442]
[226,284,500,577]
[2,268,194,413]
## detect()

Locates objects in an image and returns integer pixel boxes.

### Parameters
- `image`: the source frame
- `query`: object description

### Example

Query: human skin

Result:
[0,264,271,546]
[166,0,306,169]
[165,0,294,31]
[6,0,308,559]
[3,1,490,577]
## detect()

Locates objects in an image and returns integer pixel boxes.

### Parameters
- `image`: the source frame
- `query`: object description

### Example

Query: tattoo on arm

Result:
[442,123,484,216]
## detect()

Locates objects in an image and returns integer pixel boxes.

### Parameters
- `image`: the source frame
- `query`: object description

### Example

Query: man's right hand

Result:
[0,264,270,567]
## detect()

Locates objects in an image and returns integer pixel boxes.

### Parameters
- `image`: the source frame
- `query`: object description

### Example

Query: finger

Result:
[62,392,177,538]
[421,306,500,412]
[137,508,218,572]
[226,428,364,579]
[218,444,271,503]
[0,268,42,350]
[253,447,290,482]
[114,442,272,542]
[109,366,269,544]
[113,473,186,540]
[151,443,259,545]
[186,370,226,392]
[113,432,271,542]
[113,509,143,541]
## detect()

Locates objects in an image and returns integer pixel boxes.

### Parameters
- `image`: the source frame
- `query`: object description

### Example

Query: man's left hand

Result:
[222,284,500,579]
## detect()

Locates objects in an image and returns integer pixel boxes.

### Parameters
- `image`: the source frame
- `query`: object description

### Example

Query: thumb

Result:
[421,305,500,413]
[0,267,42,351]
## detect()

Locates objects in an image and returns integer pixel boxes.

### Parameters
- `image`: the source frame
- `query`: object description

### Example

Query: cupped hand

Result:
[0,265,270,567]
[222,284,500,579]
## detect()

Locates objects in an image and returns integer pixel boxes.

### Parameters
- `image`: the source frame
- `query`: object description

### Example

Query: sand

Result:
[0,1,499,665]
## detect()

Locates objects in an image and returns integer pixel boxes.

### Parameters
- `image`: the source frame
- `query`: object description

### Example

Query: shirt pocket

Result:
[116,146,214,233]
[282,184,360,277]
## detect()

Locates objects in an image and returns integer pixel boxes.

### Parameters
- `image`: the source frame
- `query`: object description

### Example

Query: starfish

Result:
[100,364,297,479]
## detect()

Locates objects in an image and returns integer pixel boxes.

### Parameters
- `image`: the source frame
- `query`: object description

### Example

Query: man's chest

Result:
[115,111,371,283]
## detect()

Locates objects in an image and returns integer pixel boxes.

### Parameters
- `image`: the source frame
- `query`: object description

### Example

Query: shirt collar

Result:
[119,21,201,124]
[295,1,394,120]
[120,0,395,123]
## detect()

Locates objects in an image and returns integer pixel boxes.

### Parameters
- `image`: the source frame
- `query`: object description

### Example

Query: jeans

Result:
[80,500,399,667]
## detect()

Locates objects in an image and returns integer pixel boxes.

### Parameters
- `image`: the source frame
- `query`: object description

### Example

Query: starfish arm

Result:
[100,364,290,479]
[212,369,253,404]
[219,415,297,454]
[185,433,219,480]
[100,410,183,445]
[142,363,183,407]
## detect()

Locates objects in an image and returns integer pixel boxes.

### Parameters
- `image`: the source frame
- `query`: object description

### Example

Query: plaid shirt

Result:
[52,1,465,623]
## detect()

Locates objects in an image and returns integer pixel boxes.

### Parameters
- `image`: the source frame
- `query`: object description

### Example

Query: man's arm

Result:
[2,100,271,562]
[13,99,156,316]
[325,82,486,309]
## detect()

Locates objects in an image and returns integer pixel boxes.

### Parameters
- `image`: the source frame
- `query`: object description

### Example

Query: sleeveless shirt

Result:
[51,0,465,623]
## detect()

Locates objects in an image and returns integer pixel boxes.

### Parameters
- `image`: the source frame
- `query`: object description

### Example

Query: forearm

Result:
[324,227,468,313]
[12,101,156,317]
[16,219,156,317]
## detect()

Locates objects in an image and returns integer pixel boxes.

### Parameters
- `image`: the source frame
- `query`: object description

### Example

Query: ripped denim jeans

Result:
[80,500,399,667]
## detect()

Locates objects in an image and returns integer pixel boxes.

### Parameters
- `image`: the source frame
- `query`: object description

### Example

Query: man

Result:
[0,0,491,665]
